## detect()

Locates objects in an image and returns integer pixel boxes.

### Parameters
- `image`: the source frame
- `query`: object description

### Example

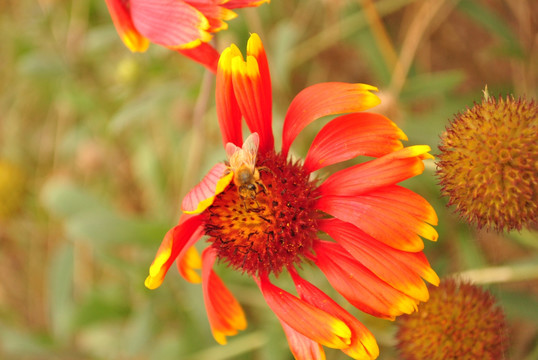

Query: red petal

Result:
[216,45,243,147]
[303,113,406,173]
[104,0,149,52]
[318,146,432,196]
[315,189,438,252]
[247,33,272,150]
[144,214,203,289]
[279,319,326,360]
[176,42,219,73]
[182,163,233,214]
[319,218,439,301]
[281,83,380,157]
[230,36,274,153]
[176,225,205,283]
[186,1,237,32]
[224,0,270,8]
[290,270,379,359]
[202,248,247,345]
[256,275,352,349]
[313,241,420,319]
[130,0,212,49]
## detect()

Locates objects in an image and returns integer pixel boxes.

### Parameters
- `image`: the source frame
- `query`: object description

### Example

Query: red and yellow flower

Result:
[104,0,268,72]
[145,34,439,359]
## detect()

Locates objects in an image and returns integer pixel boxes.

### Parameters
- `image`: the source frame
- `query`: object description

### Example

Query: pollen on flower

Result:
[437,94,538,232]
[204,151,320,276]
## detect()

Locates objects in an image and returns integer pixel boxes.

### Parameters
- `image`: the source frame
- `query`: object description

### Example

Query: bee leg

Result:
[258,181,268,195]
[258,166,274,176]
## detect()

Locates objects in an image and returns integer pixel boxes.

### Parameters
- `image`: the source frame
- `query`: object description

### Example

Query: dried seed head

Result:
[396,278,508,360]
[437,94,538,231]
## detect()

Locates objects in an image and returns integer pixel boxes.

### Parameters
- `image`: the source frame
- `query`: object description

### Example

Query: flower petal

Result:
[319,218,439,301]
[182,163,233,214]
[224,0,270,8]
[130,0,212,49]
[231,43,274,153]
[202,248,247,345]
[176,225,205,283]
[186,1,237,32]
[104,0,149,52]
[247,33,272,145]
[281,83,380,157]
[256,275,352,349]
[216,45,243,147]
[144,214,203,289]
[290,270,379,360]
[313,241,420,319]
[279,319,326,360]
[315,189,438,252]
[303,113,406,173]
[318,146,432,196]
[176,42,219,73]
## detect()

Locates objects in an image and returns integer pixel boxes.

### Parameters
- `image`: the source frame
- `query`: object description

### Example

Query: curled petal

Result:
[145,214,203,289]
[290,270,379,359]
[319,218,439,301]
[318,146,432,196]
[281,83,380,156]
[231,49,274,153]
[315,188,438,252]
[104,0,149,52]
[202,248,247,345]
[313,241,420,319]
[176,42,219,73]
[256,275,352,349]
[279,319,326,360]
[303,113,406,173]
[176,226,205,283]
[130,0,212,49]
[217,45,243,147]
[187,2,237,32]
[182,163,233,214]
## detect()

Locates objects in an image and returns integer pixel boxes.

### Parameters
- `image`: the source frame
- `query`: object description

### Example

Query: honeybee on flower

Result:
[147,34,440,360]
[225,133,268,209]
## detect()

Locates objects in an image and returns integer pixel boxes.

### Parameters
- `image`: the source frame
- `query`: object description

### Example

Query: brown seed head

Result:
[437,95,537,231]
[396,278,508,360]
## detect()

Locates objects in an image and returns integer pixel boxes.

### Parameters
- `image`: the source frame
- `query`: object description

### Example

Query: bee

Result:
[225,133,267,209]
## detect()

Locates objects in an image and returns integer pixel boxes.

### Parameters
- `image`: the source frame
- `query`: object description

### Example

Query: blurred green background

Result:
[1,0,537,359]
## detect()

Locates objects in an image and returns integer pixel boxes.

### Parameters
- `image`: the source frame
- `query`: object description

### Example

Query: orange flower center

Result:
[204,152,320,276]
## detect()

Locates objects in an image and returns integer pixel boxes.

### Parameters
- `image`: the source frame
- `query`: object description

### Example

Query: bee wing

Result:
[241,132,259,168]
[225,142,241,162]
[226,133,259,170]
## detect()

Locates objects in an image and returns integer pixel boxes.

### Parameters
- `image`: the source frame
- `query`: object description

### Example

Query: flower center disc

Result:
[204,152,320,276]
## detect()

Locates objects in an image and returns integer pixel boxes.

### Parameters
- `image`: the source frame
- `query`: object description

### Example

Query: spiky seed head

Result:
[396,278,508,360]
[437,94,537,231]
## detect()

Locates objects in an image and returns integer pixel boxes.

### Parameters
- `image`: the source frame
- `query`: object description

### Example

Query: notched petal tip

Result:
[258,276,352,349]
[177,245,202,283]
[202,249,247,345]
[247,33,263,55]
